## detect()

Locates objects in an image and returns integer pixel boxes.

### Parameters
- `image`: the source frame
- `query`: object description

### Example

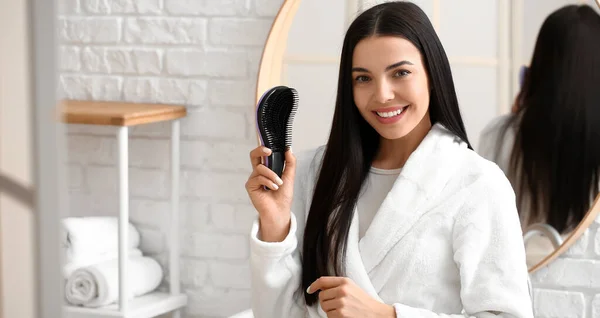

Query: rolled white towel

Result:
[62,217,141,261]
[62,248,143,278]
[65,256,163,308]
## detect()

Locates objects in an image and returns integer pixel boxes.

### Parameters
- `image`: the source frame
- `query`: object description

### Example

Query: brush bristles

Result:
[257,86,298,152]
[285,88,298,148]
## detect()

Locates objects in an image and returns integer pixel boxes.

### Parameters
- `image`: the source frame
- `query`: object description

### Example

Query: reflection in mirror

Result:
[478,1,600,272]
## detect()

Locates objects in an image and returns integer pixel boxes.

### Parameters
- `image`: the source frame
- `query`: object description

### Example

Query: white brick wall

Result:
[58,0,283,316]
[530,218,600,318]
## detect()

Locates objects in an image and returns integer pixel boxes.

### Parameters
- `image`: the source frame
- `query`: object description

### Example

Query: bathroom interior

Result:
[1,0,600,317]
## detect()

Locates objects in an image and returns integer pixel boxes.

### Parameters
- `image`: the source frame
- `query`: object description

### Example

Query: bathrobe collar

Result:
[350,124,467,278]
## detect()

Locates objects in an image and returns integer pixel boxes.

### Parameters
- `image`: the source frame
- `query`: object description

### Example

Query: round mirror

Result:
[507,0,600,273]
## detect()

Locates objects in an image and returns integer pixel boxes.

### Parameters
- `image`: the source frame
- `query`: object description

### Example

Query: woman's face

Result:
[352,35,430,140]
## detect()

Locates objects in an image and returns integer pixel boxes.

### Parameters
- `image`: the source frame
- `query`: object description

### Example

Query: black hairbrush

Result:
[256,85,298,179]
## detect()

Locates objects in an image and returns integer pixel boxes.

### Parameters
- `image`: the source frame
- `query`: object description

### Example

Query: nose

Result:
[374,79,394,104]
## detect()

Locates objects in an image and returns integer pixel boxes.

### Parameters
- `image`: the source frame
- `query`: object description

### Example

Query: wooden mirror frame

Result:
[254,0,600,274]
[528,194,600,273]
[253,0,301,146]
[254,0,302,106]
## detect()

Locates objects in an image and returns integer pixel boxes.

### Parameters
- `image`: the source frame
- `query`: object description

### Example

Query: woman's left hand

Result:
[307,277,396,318]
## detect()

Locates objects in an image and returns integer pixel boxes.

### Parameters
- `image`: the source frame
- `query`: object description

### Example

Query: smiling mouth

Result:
[374,105,409,118]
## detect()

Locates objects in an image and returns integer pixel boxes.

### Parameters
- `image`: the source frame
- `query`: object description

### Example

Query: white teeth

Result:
[376,107,404,118]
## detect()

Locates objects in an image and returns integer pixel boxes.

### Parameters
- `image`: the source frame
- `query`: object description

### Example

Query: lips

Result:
[373,105,409,118]
[371,105,409,124]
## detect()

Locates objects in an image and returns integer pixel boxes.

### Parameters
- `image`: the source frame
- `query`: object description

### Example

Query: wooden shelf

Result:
[61,99,186,318]
[64,292,188,318]
[60,100,187,126]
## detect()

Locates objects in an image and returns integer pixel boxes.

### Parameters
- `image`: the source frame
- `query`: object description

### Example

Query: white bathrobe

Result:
[250,124,534,318]
[478,115,573,268]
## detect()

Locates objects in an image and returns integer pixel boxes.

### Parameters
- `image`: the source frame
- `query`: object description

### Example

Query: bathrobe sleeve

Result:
[477,115,506,162]
[248,149,316,318]
[249,214,306,317]
[477,114,514,175]
[392,167,534,318]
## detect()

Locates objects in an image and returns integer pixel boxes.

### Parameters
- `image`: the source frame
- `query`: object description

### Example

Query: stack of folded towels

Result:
[62,217,164,308]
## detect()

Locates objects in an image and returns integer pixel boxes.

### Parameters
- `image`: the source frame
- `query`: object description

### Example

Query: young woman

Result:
[479,4,600,267]
[246,2,533,317]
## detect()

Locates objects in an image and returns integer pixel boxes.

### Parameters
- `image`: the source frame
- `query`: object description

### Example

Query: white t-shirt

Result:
[357,166,403,239]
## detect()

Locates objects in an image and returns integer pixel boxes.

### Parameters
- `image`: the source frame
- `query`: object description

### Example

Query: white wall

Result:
[521,0,600,66]
[0,0,37,317]
[529,220,600,318]
[57,0,600,317]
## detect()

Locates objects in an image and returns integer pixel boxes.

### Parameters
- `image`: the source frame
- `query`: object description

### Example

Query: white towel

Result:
[65,256,163,308]
[62,248,143,278]
[62,217,141,262]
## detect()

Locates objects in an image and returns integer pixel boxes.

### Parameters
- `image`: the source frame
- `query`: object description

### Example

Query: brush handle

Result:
[268,151,285,178]
[262,152,285,191]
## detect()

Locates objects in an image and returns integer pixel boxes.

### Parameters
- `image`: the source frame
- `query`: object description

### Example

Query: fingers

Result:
[247,146,293,193]
[282,148,296,182]
[312,277,357,317]
[249,146,271,167]
[307,276,348,294]
[254,164,284,187]
[320,298,343,313]
[324,309,344,318]
[246,174,280,191]
[246,149,285,191]
[318,286,339,303]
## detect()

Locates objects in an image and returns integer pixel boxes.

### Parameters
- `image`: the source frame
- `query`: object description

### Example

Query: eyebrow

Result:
[351,60,414,73]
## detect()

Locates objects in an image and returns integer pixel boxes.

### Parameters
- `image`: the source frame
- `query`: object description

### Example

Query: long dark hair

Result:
[301,1,471,305]
[498,4,600,233]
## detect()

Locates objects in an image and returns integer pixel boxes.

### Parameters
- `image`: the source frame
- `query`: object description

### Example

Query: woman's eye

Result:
[355,75,370,83]
[394,70,411,77]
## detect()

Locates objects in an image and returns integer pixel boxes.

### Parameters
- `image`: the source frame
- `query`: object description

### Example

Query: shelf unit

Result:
[60,100,188,318]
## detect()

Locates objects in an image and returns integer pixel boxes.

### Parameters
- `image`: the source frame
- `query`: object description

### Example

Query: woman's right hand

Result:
[245,146,296,242]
